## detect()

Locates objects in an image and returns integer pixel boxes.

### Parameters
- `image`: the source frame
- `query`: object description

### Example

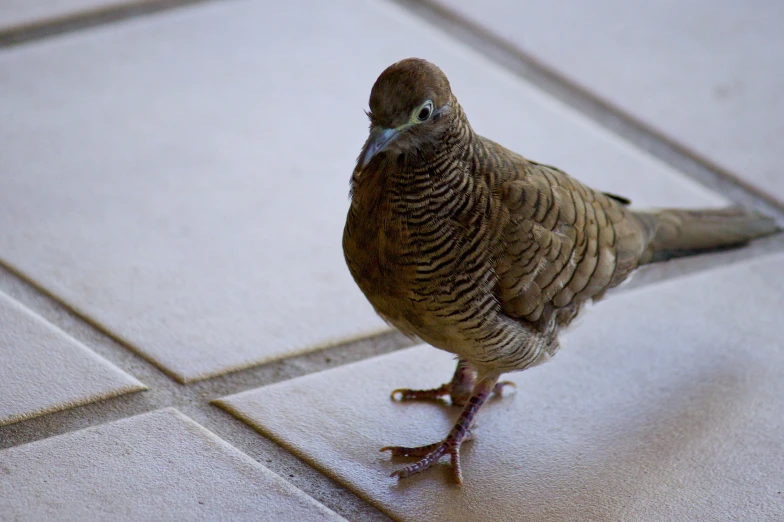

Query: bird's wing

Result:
[493,159,654,322]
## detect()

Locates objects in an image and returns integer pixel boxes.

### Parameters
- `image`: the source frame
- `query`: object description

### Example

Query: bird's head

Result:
[356,58,455,172]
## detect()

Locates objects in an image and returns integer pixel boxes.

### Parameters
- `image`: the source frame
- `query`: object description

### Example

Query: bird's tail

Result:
[636,206,780,265]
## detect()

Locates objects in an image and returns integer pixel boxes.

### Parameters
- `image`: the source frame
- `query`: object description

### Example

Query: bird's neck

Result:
[393,105,475,185]
[348,103,477,216]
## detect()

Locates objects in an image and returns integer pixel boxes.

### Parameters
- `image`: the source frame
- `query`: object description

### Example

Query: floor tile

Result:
[0,0,134,33]
[217,253,784,521]
[0,0,725,382]
[0,290,145,427]
[440,0,784,203]
[0,408,344,521]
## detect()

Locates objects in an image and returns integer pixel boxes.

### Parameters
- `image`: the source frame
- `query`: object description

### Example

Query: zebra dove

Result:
[342,58,779,484]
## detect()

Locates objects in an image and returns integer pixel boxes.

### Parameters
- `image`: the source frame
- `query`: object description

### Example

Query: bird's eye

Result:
[415,101,434,122]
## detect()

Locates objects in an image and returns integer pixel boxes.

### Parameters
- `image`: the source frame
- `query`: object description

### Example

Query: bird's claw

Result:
[381,431,474,485]
[491,380,516,398]
[390,384,450,402]
[391,380,514,405]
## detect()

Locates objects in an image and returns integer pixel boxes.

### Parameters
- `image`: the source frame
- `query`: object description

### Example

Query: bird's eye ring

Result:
[416,100,434,122]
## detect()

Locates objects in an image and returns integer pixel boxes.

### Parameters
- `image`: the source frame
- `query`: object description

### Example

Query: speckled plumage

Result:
[342,58,779,484]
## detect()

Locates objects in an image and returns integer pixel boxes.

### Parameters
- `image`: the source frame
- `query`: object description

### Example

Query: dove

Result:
[342,58,779,484]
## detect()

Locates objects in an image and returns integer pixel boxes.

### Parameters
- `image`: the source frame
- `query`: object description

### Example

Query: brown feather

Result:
[343,58,780,376]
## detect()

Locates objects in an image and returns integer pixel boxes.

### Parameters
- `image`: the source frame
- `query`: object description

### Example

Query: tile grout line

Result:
[0,258,191,382]
[0,0,226,47]
[0,261,402,520]
[390,0,784,224]
[0,257,402,385]
[0,262,413,439]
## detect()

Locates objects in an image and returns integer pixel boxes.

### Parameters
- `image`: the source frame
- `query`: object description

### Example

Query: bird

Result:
[342,58,780,485]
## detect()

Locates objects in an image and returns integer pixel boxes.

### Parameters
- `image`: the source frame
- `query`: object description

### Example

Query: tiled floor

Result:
[439,0,784,203]
[0,409,345,521]
[217,253,784,521]
[0,0,726,383]
[0,0,134,32]
[0,290,145,427]
[0,0,782,521]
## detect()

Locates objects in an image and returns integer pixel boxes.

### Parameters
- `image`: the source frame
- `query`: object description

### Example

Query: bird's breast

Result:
[343,187,416,325]
[343,176,497,350]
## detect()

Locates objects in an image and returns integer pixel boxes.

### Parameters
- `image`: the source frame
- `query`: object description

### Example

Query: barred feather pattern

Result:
[344,97,776,377]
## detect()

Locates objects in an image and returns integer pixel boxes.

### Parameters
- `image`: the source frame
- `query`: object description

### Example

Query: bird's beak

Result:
[360,127,400,169]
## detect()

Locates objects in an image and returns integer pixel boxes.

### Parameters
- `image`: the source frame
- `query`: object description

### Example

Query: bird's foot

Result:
[390,359,515,407]
[491,380,516,398]
[390,379,514,406]
[382,376,497,485]
[381,430,474,485]
[390,383,453,403]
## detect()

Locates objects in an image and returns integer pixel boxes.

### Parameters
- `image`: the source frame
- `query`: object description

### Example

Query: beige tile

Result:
[217,253,784,521]
[0,290,145,427]
[0,0,137,32]
[0,408,345,521]
[440,0,784,202]
[0,0,724,382]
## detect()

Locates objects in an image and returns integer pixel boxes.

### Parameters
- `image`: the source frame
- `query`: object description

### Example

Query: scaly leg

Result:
[391,359,514,407]
[381,376,497,484]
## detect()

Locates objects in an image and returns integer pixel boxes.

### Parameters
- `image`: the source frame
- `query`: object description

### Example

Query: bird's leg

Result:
[382,376,497,485]
[391,359,514,406]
